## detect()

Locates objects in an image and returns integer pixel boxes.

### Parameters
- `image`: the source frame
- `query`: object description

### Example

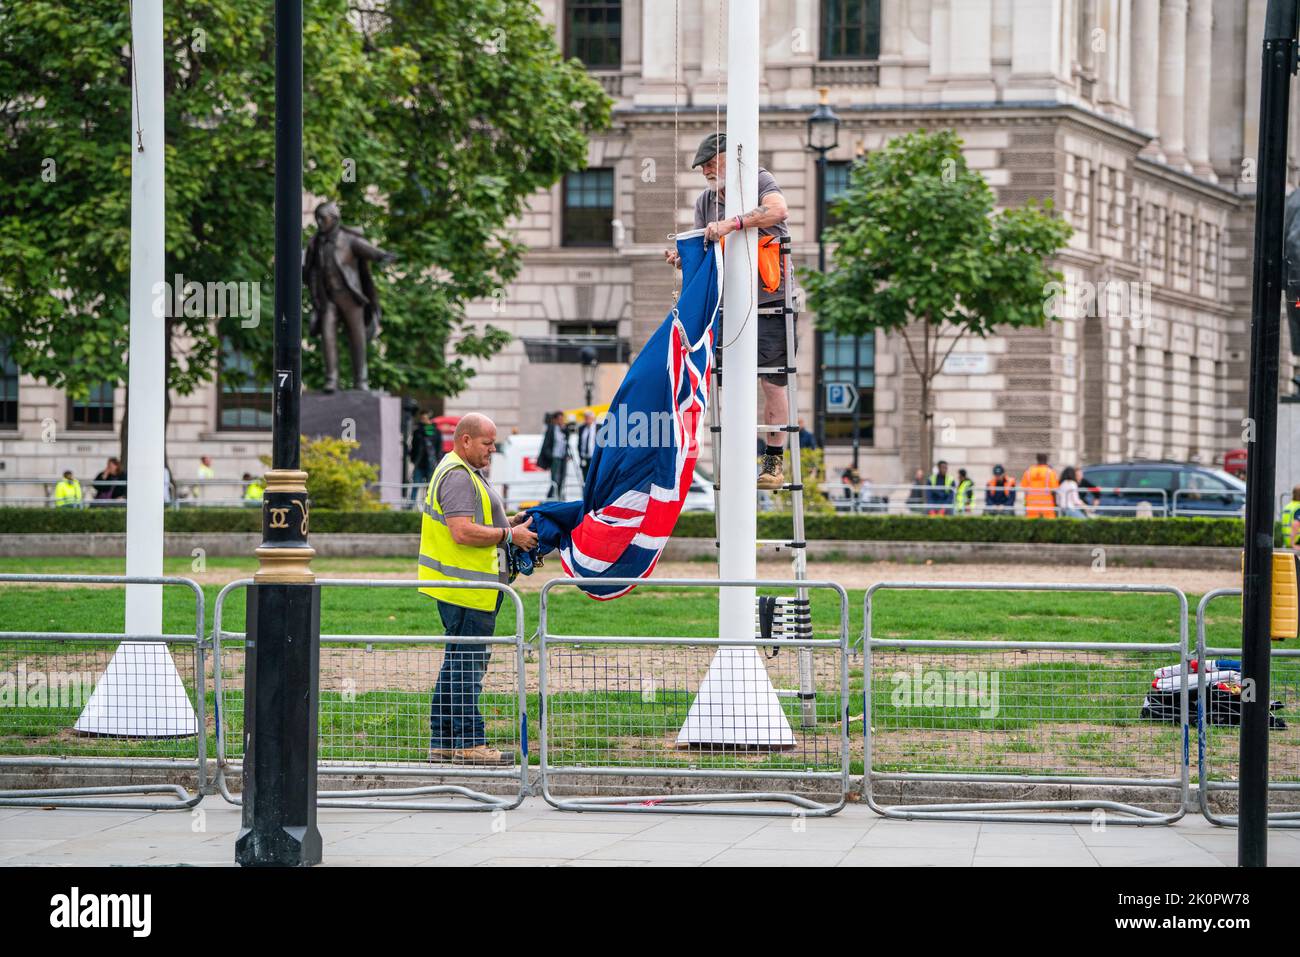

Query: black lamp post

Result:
[235,0,322,867]
[805,87,840,454]
[1237,0,1296,868]
[580,344,599,408]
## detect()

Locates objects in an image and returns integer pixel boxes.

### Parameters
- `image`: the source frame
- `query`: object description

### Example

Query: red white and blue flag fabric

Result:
[526,229,722,599]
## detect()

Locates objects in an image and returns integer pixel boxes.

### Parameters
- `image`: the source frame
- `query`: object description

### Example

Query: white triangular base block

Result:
[677,646,795,746]
[75,641,197,737]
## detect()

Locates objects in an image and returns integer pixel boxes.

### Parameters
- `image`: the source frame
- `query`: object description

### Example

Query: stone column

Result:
[1242,0,1267,191]
[946,0,994,96]
[1008,0,1065,100]
[1157,0,1189,170]
[633,0,685,106]
[877,0,906,99]
[1184,0,1216,181]
[1130,0,1162,158]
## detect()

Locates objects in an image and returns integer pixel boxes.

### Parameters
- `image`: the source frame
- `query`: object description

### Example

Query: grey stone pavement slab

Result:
[2,798,1299,866]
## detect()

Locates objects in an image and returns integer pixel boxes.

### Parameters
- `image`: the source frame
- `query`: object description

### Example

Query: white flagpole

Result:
[717,0,759,644]
[124,0,165,633]
[76,0,194,738]
[678,0,793,747]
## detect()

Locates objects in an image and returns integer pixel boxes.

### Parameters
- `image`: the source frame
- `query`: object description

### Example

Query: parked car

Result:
[1080,461,1246,517]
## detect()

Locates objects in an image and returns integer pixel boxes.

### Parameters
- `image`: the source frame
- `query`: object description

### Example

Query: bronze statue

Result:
[303,201,396,392]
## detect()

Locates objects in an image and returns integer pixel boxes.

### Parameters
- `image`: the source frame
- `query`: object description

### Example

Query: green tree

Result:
[801,129,1071,473]
[0,0,609,458]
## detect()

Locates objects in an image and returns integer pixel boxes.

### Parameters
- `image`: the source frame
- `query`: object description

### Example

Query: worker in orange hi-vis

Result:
[1020,452,1060,519]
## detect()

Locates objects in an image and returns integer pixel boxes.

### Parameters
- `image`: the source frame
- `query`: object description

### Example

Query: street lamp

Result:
[580,344,599,408]
[805,87,840,454]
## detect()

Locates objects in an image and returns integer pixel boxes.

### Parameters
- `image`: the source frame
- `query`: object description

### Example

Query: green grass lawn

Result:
[0,555,1276,782]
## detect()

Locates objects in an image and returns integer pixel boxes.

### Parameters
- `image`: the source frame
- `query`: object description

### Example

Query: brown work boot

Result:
[756,453,784,490]
[428,748,457,763]
[453,746,514,766]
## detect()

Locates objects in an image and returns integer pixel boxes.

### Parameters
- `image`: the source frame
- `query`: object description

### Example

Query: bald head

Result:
[453,413,498,469]
[454,413,495,443]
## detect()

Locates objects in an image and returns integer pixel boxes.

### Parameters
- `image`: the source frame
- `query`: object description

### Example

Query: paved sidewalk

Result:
[3,799,1298,866]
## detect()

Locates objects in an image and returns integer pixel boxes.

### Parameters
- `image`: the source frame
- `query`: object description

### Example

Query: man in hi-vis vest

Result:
[419,413,537,765]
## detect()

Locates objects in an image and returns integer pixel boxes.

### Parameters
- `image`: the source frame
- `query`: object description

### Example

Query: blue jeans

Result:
[430,595,500,749]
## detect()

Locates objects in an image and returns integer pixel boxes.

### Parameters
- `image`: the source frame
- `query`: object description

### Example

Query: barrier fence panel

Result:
[863,581,1190,825]
[213,578,527,811]
[1196,588,1300,827]
[0,574,207,810]
[538,578,851,816]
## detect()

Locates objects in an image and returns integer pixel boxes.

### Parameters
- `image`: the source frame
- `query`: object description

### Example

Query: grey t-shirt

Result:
[693,167,789,305]
[438,464,509,583]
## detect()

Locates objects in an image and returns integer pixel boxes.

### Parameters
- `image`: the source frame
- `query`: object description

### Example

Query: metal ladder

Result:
[710,235,816,728]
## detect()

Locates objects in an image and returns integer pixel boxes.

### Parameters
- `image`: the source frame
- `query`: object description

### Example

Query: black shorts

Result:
[716,307,797,384]
[758,312,795,385]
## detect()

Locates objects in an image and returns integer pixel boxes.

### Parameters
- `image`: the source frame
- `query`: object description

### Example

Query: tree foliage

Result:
[801,129,1072,470]
[0,0,609,402]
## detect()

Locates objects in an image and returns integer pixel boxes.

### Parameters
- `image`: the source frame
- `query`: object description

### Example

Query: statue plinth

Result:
[301,390,404,505]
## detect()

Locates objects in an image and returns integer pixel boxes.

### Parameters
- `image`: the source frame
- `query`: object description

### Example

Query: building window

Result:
[821,330,874,446]
[68,382,115,431]
[565,0,621,70]
[0,343,17,430]
[217,339,272,431]
[562,168,615,247]
[821,0,881,60]
[822,160,852,230]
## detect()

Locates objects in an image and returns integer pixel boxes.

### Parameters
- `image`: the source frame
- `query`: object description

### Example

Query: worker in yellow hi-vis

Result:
[1283,484,1300,551]
[53,470,83,508]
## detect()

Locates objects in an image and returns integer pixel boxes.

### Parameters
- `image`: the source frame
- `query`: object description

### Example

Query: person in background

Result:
[242,472,264,506]
[906,468,927,515]
[92,458,125,502]
[926,460,956,516]
[1020,453,1060,519]
[985,464,1017,515]
[536,410,570,499]
[577,410,598,482]
[1057,466,1094,518]
[798,418,817,452]
[408,410,441,503]
[1283,484,1300,550]
[194,455,215,501]
[954,468,975,514]
[54,470,83,508]
[840,467,860,504]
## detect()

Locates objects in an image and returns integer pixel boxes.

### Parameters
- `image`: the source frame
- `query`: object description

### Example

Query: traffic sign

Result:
[825,382,859,414]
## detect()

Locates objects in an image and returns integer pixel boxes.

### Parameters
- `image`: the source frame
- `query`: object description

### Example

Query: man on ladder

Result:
[665,132,793,490]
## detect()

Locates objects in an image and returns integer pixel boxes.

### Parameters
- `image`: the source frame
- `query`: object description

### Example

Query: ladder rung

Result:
[756,424,799,432]
[780,484,804,492]
[756,366,797,375]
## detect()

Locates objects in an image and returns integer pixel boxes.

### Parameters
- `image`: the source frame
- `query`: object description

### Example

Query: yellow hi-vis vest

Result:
[418,451,500,611]
[1284,500,1300,549]
[54,478,82,507]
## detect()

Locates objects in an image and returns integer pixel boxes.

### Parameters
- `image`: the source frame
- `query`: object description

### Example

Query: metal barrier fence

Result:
[0,574,208,810]
[212,578,527,811]
[537,577,851,816]
[863,581,1190,824]
[1195,588,1300,827]
[818,482,1178,518]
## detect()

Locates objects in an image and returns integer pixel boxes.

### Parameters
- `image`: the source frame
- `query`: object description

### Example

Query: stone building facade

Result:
[450,0,1299,490]
[3,0,1297,504]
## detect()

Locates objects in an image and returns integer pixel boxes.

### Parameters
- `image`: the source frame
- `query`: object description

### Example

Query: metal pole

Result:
[235,0,322,867]
[1239,0,1298,868]
[718,0,760,640]
[125,0,164,633]
[815,150,827,450]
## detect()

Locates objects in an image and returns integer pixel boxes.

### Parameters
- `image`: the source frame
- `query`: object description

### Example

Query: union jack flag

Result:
[527,229,722,599]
